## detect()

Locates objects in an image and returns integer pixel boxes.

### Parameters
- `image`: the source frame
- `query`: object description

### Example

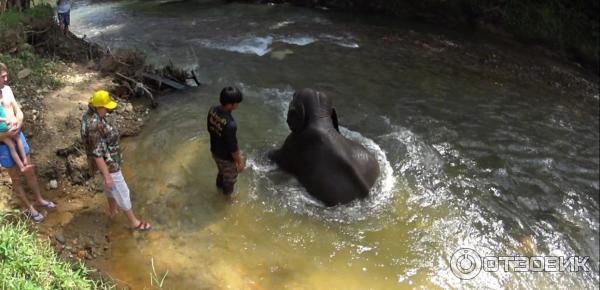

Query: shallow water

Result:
[72,1,599,289]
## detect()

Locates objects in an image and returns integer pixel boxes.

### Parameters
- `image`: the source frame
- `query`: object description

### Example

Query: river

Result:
[70,0,599,289]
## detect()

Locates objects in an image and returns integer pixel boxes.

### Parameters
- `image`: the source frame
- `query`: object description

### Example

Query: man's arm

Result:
[13,99,23,124]
[225,124,244,172]
[231,149,244,173]
[7,99,23,135]
[0,131,11,139]
[95,157,113,190]
[85,118,112,189]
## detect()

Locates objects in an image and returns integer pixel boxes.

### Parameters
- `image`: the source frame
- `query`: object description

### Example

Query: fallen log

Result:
[116,72,158,108]
[141,72,187,90]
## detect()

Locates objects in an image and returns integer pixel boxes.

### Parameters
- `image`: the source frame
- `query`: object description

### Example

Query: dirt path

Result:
[0,62,147,266]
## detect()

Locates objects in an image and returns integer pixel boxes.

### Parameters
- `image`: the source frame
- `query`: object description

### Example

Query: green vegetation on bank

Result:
[0,213,110,289]
[0,48,62,95]
[1,4,62,96]
[282,0,599,71]
[1,6,109,290]
[1,3,55,49]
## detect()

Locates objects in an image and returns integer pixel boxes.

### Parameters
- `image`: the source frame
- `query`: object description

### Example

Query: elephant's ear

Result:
[331,108,340,132]
[287,97,306,132]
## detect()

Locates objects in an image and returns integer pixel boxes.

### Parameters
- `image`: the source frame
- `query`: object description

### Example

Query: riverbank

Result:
[0,4,176,288]
[0,50,152,288]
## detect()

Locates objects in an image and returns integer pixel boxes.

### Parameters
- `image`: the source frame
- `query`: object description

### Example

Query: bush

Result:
[0,50,62,96]
[0,10,24,29]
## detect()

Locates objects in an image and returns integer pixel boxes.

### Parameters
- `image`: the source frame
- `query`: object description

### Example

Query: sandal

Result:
[131,221,151,231]
[38,201,57,209]
[28,211,45,223]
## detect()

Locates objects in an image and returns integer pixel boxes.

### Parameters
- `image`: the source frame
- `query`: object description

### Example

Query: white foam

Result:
[259,87,295,121]
[87,24,125,36]
[320,34,360,48]
[278,36,317,46]
[195,36,273,56]
[270,20,294,29]
[335,42,359,48]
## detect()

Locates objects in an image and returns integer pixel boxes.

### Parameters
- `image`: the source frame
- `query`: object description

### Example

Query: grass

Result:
[0,212,112,289]
[150,257,169,289]
[0,49,63,96]
[0,3,54,28]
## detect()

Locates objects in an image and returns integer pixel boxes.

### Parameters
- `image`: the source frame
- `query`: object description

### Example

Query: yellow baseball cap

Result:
[90,90,117,109]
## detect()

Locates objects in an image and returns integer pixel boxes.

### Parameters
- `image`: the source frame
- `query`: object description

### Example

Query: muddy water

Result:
[71,0,599,289]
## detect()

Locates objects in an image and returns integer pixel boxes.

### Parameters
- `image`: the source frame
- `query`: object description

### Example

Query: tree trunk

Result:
[4,0,32,11]
[0,0,7,14]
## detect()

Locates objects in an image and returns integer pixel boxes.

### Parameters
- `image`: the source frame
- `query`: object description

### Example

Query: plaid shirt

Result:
[81,107,122,173]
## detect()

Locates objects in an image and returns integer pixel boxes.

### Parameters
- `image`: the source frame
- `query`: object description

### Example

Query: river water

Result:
[70,0,599,289]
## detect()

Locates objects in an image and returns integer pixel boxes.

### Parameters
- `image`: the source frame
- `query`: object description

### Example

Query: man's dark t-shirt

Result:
[207,105,238,161]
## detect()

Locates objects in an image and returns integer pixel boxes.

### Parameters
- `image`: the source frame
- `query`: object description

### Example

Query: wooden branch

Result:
[190,70,201,86]
[116,72,158,107]
[115,72,137,84]
[107,47,131,67]
[24,26,52,35]
[135,82,157,108]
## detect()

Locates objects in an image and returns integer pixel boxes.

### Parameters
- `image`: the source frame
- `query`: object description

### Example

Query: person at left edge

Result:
[0,62,56,223]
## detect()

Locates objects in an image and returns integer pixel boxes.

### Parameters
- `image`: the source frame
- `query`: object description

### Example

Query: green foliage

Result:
[24,3,55,20]
[0,10,24,29]
[0,49,62,95]
[318,0,599,69]
[0,4,53,28]
[0,213,112,289]
[499,0,598,66]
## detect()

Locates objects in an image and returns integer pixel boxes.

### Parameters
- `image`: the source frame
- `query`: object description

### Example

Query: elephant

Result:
[269,88,380,206]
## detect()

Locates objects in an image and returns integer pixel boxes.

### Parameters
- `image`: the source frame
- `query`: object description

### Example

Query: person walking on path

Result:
[0,63,56,223]
[81,90,151,231]
[207,86,244,197]
[56,0,71,36]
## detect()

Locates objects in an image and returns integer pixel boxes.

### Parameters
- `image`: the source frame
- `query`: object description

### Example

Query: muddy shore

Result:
[0,58,154,275]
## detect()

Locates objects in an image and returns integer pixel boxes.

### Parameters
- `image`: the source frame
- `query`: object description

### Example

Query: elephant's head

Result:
[287,88,339,133]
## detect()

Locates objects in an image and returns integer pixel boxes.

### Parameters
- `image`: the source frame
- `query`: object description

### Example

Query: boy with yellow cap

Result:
[81,90,151,231]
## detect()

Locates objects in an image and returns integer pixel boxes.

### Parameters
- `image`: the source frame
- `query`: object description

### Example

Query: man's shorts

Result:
[58,11,70,27]
[105,171,132,211]
[0,131,30,168]
[213,155,238,187]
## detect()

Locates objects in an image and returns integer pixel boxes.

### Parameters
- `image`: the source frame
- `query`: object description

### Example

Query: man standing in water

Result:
[207,87,244,197]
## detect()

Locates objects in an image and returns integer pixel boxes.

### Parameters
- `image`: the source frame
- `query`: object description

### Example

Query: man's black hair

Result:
[219,86,243,106]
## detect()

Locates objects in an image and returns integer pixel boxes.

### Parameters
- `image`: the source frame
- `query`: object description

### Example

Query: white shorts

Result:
[105,171,132,210]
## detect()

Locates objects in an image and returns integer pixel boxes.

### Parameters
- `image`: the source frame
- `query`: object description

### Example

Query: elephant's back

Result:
[339,136,380,188]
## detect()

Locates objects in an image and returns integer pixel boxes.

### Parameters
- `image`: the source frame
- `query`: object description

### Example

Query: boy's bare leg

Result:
[15,137,33,172]
[15,137,30,165]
